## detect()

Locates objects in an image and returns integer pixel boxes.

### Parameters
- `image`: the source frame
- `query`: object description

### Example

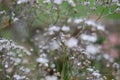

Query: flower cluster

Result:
[0,0,120,80]
[0,39,31,80]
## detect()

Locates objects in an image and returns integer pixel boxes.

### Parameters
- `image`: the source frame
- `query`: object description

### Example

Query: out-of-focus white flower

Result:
[14,58,21,65]
[36,53,49,64]
[17,0,28,4]
[117,3,120,6]
[45,75,58,80]
[74,18,84,24]
[85,20,105,31]
[84,1,90,5]
[67,0,76,7]
[4,63,8,68]
[103,53,114,62]
[13,74,26,80]
[61,26,70,32]
[43,0,51,3]
[48,26,60,32]
[115,7,120,13]
[0,10,6,14]
[112,63,120,69]
[19,67,30,74]
[103,53,110,60]
[36,57,49,64]
[87,68,94,72]
[54,0,63,5]
[112,0,119,3]
[49,40,60,50]
[67,18,72,23]
[86,45,100,55]
[13,17,19,22]
[51,64,56,68]
[97,24,105,31]
[65,37,78,48]
[85,20,96,26]
[92,70,101,78]
[80,34,97,42]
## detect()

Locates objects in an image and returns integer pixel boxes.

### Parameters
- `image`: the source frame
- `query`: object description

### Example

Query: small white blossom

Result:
[61,26,70,32]
[13,17,19,22]
[92,71,101,78]
[43,0,51,3]
[45,75,58,80]
[36,54,49,64]
[80,34,97,42]
[54,0,63,5]
[103,53,110,60]
[74,18,84,24]
[36,57,49,64]
[67,0,76,7]
[115,7,120,13]
[67,18,72,23]
[65,37,78,48]
[85,20,105,31]
[0,10,6,14]
[13,74,26,80]
[86,45,101,55]
[117,3,120,6]
[14,58,21,65]
[84,1,90,5]
[85,20,96,26]
[97,24,105,31]
[48,26,60,32]
[87,68,94,72]
[112,0,119,3]
[17,0,28,4]
[49,40,60,50]
[112,63,120,69]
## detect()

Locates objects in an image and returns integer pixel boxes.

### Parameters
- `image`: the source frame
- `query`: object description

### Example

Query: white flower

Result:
[97,24,105,31]
[87,68,94,72]
[86,45,100,55]
[13,17,19,22]
[92,71,101,78]
[61,26,70,32]
[65,37,78,48]
[13,74,21,80]
[84,1,90,5]
[112,0,119,3]
[0,10,6,14]
[45,75,58,80]
[85,20,105,31]
[48,26,60,32]
[43,0,51,3]
[67,0,76,7]
[36,57,48,64]
[13,74,26,80]
[117,3,120,6]
[85,20,96,26]
[49,40,60,50]
[74,18,84,24]
[54,0,63,5]
[103,53,110,60]
[36,53,49,64]
[17,0,28,4]
[80,34,97,42]
[14,58,21,65]
[115,7,120,13]
[67,18,72,23]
